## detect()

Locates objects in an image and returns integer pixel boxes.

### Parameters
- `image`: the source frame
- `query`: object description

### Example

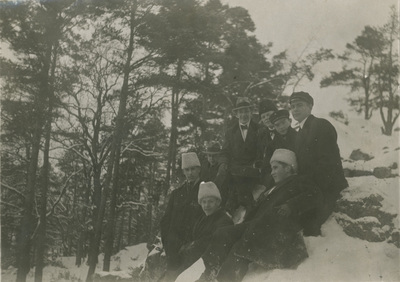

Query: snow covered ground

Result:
[1,244,149,282]
[2,111,399,282]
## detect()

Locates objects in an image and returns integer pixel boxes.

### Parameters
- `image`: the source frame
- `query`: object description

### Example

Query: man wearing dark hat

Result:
[257,99,278,157]
[201,142,229,205]
[220,97,260,215]
[255,100,278,185]
[262,109,297,187]
[289,91,348,236]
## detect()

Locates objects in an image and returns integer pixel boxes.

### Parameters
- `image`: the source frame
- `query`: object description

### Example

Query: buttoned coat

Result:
[221,120,260,168]
[295,115,348,198]
[232,175,322,269]
[160,180,203,267]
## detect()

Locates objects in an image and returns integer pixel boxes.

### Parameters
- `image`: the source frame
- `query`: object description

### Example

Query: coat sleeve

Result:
[220,129,231,165]
[283,181,323,217]
[214,163,228,189]
[310,120,340,187]
[160,190,175,244]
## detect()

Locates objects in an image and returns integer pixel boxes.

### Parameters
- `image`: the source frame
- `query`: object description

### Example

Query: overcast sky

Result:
[223,0,398,115]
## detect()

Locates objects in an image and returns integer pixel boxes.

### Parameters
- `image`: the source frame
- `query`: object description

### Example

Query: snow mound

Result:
[111,243,149,271]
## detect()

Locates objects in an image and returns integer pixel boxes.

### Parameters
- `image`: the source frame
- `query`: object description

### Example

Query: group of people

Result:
[159,91,348,282]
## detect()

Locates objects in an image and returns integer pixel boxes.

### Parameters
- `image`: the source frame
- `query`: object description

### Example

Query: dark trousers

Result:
[303,188,340,236]
[217,250,250,282]
[201,223,247,279]
[226,176,256,214]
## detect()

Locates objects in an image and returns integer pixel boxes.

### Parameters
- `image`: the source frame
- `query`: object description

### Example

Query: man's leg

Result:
[201,224,247,280]
[217,249,250,282]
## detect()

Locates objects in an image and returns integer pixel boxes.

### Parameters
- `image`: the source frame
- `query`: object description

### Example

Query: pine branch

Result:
[1,182,26,200]
[47,168,83,218]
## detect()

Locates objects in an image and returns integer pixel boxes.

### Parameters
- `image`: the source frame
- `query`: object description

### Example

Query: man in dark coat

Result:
[198,149,322,282]
[200,142,229,205]
[160,152,204,273]
[162,182,233,281]
[262,109,297,188]
[255,99,279,187]
[290,91,348,236]
[220,97,261,215]
[257,99,278,160]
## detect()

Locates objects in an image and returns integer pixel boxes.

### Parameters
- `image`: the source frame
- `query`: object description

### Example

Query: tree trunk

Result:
[34,36,58,281]
[165,58,183,191]
[34,95,53,282]
[16,36,52,282]
[76,166,91,266]
[102,2,137,273]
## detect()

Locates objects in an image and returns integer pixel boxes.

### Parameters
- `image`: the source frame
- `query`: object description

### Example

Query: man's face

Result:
[274,118,291,135]
[183,166,201,183]
[290,100,312,122]
[260,111,275,129]
[207,154,219,166]
[271,161,291,183]
[235,107,252,124]
[200,197,220,216]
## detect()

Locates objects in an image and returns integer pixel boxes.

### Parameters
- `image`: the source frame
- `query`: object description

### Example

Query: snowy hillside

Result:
[2,112,399,282]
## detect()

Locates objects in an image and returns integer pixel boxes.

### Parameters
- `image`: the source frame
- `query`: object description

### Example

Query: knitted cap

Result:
[182,152,201,169]
[270,149,297,173]
[198,181,221,203]
[290,91,314,106]
[259,99,277,115]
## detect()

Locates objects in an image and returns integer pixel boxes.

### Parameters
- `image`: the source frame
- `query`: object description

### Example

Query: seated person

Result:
[262,109,297,187]
[200,142,229,206]
[160,152,204,274]
[198,149,322,282]
[161,182,233,281]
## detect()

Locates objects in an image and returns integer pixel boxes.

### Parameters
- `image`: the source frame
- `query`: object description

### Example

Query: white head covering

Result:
[198,181,221,204]
[270,149,298,173]
[181,152,201,169]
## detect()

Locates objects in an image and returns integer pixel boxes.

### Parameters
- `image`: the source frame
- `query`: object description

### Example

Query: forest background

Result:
[1,0,398,282]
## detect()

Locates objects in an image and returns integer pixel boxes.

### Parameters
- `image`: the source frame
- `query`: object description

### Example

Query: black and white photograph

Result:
[1,0,399,281]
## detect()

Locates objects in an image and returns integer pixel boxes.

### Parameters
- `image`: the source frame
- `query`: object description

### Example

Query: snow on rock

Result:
[139,247,166,282]
[335,176,399,245]
[94,270,132,281]
[332,114,400,172]
[349,149,374,161]
[110,243,148,271]
[340,177,398,219]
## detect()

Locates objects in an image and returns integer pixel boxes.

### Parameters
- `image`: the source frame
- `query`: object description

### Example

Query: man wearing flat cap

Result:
[262,109,297,187]
[200,142,229,205]
[220,97,261,215]
[160,152,204,273]
[289,91,348,236]
[256,100,278,179]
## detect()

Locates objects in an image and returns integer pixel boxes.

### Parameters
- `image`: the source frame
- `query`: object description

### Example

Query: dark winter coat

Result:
[200,161,229,203]
[160,180,203,268]
[256,126,274,162]
[295,115,348,198]
[262,126,297,187]
[221,120,260,168]
[232,175,322,270]
[161,209,234,281]
[180,209,233,265]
